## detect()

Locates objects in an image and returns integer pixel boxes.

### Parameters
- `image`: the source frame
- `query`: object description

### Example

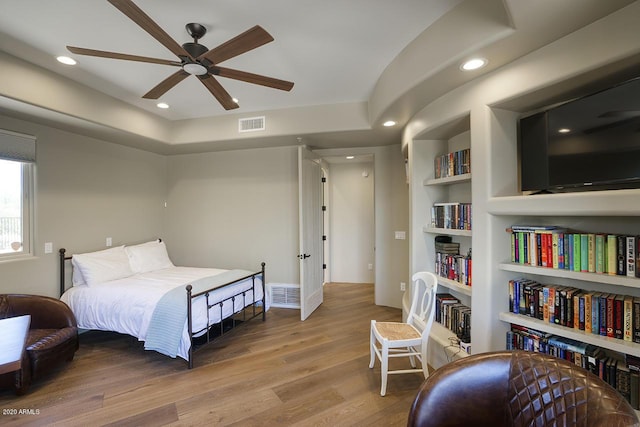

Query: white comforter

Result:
[60,266,265,360]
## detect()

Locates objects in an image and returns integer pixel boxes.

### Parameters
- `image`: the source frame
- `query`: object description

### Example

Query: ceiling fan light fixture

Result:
[183,63,208,76]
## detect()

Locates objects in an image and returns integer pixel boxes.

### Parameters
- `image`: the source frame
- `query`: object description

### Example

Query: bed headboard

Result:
[59,239,164,297]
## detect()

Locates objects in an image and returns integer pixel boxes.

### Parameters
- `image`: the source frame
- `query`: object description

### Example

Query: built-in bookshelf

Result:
[408,115,472,369]
[405,12,639,373]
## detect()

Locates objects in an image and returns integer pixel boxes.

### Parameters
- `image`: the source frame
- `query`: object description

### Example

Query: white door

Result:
[298,146,324,320]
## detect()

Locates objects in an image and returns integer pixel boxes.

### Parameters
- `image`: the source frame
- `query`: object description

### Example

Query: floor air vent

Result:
[238,116,265,133]
[268,283,300,309]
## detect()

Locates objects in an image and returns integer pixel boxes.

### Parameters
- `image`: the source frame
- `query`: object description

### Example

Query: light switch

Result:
[44,242,53,254]
[106,237,112,247]
[394,231,406,240]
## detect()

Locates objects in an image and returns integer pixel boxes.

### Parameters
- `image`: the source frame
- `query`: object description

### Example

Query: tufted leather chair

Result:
[408,350,639,427]
[0,294,79,394]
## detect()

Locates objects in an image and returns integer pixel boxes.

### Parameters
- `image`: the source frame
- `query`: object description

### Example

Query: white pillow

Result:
[72,246,134,286]
[125,240,174,274]
[71,257,86,286]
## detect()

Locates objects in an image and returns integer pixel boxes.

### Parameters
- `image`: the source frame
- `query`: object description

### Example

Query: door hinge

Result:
[321,205,326,211]
[323,264,327,269]
[321,177,326,183]
[322,235,326,241]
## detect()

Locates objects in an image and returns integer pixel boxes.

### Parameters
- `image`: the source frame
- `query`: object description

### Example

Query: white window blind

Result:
[0,129,36,163]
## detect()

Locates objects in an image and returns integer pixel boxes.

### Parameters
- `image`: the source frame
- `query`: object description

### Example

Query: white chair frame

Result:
[369,271,438,396]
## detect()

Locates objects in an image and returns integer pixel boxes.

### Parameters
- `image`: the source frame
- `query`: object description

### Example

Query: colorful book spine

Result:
[581,234,589,272]
[627,236,636,278]
[607,234,617,275]
[588,234,596,273]
[624,296,633,342]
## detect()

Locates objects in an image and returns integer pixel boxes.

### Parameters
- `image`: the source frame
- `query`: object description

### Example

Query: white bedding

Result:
[60,266,266,360]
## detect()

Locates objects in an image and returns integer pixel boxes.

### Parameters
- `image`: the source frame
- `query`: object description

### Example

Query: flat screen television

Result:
[519,76,640,193]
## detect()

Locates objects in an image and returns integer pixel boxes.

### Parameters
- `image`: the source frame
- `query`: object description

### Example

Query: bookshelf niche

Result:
[409,114,472,368]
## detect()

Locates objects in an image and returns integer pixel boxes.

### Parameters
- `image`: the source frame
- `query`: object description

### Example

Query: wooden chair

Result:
[369,271,438,396]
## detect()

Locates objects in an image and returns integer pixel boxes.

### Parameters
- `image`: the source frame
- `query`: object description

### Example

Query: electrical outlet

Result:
[106,237,112,247]
[368,263,373,270]
[400,282,406,291]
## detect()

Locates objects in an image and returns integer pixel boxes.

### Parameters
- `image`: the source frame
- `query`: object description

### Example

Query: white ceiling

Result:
[0,0,636,153]
[0,0,461,120]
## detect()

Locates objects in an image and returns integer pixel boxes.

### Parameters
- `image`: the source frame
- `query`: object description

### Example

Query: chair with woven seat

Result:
[369,271,438,396]
[407,350,639,427]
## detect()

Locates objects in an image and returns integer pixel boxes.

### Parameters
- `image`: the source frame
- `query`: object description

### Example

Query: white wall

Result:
[163,145,299,285]
[328,161,374,283]
[0,114,167,297]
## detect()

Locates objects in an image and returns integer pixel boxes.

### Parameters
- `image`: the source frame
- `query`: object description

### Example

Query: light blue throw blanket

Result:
[144,269,257,358]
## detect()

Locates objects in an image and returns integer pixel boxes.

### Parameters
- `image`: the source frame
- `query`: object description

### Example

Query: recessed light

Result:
[383,120,396,127]
[460,58,487,71]
[56,56,76,65]
[558,128,571,133]
[346,156,355,160]
[157,102,169,109]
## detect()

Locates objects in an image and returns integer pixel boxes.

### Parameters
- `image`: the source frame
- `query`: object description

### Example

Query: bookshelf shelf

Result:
[498,263,640,288]
[437,276,472,296]
[423,226,472,237]
[429,322,470,360]
[487,189,640,216]
[499,312,640,358]
[423,173,471,186]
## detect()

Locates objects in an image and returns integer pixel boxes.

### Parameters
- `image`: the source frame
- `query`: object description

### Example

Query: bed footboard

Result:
[186,262,266,369]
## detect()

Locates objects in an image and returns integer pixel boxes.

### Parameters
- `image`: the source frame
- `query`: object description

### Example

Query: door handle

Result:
[298,254,311,259]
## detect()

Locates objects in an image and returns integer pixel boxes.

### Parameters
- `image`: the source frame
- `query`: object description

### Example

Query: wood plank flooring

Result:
[0,283,429,426]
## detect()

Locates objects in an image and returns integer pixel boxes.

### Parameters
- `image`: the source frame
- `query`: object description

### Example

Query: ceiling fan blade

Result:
[142,70,190,99]
[215,66,294,91]
[107,0,193,60]
[67,46,182,66]
[199,25,274,65]
[197,75,239,110]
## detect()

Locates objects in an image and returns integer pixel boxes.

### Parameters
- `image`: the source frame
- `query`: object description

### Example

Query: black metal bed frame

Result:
[59,246,266,369]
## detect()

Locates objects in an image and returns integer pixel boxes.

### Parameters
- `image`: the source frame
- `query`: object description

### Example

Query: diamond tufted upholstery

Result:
[407,350,639,427]
[0,294,79,394]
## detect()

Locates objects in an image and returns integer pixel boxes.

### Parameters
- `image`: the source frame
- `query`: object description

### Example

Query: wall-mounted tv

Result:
[519,76,640,193]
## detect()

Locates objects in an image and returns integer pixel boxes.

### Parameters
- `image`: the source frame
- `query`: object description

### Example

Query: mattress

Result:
[60,266,265,360]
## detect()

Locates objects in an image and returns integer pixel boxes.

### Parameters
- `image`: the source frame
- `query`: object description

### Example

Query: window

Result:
[0,130,35,259]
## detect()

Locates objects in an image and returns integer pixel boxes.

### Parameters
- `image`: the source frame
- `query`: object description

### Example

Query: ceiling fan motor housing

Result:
[182,42,209,58]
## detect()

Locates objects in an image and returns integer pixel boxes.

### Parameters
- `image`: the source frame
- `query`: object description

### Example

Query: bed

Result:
[58,240,266,368]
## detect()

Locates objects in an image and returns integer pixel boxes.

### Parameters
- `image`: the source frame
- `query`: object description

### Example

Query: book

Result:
[637,236,640,278]
[572,233,581,272]
[607,234,617,275]
[588,233,596,273]
[580,234,589,272]
[624,296,633,342]
[618,235,627,276]
[614,295,624,339]
[595,234,605,273]
[607,294,615,338]
[633,297,640,344]
[584,292,592,334]
[627,236,636,278]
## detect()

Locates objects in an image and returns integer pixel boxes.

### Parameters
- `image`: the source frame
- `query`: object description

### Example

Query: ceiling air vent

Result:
[238,116,266,133]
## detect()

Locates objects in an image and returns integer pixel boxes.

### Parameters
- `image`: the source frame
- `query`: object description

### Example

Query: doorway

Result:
[322,155,375,285]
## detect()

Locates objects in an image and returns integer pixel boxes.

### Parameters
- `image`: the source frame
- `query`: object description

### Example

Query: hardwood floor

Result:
[0,283,428,426]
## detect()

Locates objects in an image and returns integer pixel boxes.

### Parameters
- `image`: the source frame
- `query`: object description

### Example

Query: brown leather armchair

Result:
[408,350,639,427]
[0,294,79,394]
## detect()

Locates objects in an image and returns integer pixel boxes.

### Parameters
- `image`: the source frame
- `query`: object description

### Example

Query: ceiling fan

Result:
[66,0,294,110]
